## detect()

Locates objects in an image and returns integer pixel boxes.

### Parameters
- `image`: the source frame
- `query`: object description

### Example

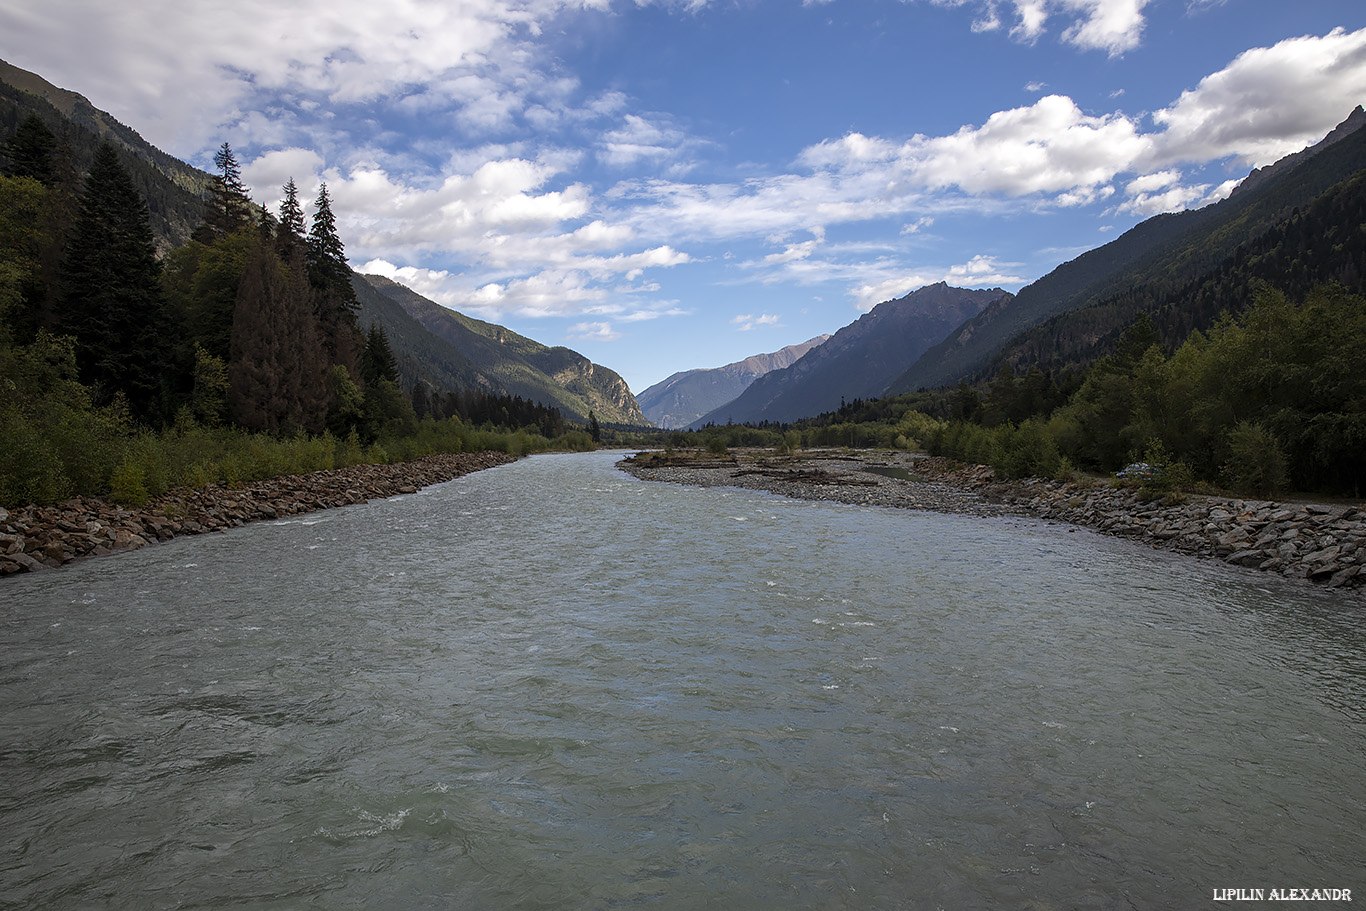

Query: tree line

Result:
[0,117,589,506]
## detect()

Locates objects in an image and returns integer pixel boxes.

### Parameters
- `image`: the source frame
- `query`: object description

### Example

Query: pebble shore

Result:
[618,450,1366,591]
[0,450,518,576]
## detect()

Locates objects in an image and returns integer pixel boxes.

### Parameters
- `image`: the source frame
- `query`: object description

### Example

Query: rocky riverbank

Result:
[0,450,518,576]
[618,450,1366,591]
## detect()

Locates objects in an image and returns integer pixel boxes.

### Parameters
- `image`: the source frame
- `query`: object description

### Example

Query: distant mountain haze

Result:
[636,335,830,429]
[693,283,1006,427]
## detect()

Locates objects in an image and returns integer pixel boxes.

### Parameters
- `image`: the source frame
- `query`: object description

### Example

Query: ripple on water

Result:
[0,452,1363,909]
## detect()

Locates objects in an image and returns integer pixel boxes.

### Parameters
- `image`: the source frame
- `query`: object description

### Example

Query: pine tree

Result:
[196,141,252,242]
[1,114,58,185]
[362,322,399,388]
[306,183,355,304]
[60,142,171,424]
[275,177,306,258]
[227,233,330,434]
[306,183,362,375]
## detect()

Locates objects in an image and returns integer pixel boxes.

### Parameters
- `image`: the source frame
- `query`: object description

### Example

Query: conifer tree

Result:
[1,114,58,185]
[60,141,171,424]
[227,232,330,434]
[362,322,399,388]
[275,177,306,257]
[306,183,355,305]
[305,183,362,376]
[196,141,252,242]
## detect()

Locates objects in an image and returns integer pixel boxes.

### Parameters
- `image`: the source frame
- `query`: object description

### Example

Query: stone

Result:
[1329,566,1361,588]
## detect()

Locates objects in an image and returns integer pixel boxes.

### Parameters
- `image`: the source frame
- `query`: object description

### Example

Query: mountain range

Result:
[693,283,1006,427]
[636,336,829,429]
[6,55,1364,434]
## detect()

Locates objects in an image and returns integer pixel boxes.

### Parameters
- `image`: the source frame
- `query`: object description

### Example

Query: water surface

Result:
[2,451,1362,909]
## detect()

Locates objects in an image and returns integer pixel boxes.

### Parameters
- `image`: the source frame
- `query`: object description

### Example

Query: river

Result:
[2,451,1362,909]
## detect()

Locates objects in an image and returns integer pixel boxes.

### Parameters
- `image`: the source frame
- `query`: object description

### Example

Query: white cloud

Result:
[799,95,1149,202]
[0,0,600,158]
[1149,27,1366,169]
[918,0,1150,55]
[849,255,1025,311]
[598,113,703,170]
[732,313,782,331]
[566,321,622,342]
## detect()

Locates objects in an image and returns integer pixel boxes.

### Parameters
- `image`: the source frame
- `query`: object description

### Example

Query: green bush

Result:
[1220,421,1288,495]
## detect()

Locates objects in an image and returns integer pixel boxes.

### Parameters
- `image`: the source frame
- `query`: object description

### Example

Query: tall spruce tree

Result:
[196,142,252,243]
[227,231,330,434]
[1,114,58,185]
[60,141,171,424]
[306,183,362,376]
[361,322,399,388]
[275,177,306,257]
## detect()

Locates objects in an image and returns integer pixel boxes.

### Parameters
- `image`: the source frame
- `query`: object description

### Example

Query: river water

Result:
[2,451,1363,909]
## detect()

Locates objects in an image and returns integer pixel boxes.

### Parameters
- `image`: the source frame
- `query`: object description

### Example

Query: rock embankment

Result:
[914,457,1365,590]
[0,450,517,576]
[619,451,1365,591]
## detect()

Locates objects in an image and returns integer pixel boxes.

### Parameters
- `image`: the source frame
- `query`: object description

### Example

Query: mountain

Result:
[636,335,830,429]
[0,57,211,251]
[0,57,647,428]
[887,106,1366,394]
[357,274,647,426]
[980,163,1366,379]
[693,283,1006,427]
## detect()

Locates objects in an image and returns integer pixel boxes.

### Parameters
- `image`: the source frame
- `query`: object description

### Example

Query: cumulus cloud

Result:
[1148,26,1366,168]
[598,113,704,171]
[0,0,599,158]
[918,0,1150,55]
[798,95,1149,202]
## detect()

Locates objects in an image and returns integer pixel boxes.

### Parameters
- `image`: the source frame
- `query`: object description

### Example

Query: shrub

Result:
[108,457,149,506]
[1220,421,1288,496]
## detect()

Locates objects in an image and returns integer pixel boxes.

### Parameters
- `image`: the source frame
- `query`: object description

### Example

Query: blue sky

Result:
[3,1,1364,395]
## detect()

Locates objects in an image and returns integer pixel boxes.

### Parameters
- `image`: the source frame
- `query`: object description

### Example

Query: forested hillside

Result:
[0,117,593,508]
[0,60,210,250]
[889,107,1366,394]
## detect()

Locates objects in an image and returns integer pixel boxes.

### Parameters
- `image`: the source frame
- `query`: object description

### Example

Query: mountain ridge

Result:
[358,274,647,426]
[694,282,1005,427]
[637,335,830,429]
[888,105,1366,394]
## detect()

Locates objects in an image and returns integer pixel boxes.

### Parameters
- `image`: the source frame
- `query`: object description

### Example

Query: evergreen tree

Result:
[227,233,330,434]
[196,142,252,242]
[59,142,171,424]
[1,114,58,185]
[361,322,399,388]
[306,183,356,306]
[410,381,432,420]
[275,177,306,257]
[306,183,362,374]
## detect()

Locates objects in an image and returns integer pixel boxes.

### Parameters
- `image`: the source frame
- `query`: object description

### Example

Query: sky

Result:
[2,2,1365,395]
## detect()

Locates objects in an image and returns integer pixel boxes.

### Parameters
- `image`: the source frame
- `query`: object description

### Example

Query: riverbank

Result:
[618,450,1366,591]
[0,450,518,576]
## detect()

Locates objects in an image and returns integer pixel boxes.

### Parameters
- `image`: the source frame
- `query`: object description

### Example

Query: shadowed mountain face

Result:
[357,274,647,426]
[637,336,830,429]
[887,106,1366,395]
[692,283,1007,427]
